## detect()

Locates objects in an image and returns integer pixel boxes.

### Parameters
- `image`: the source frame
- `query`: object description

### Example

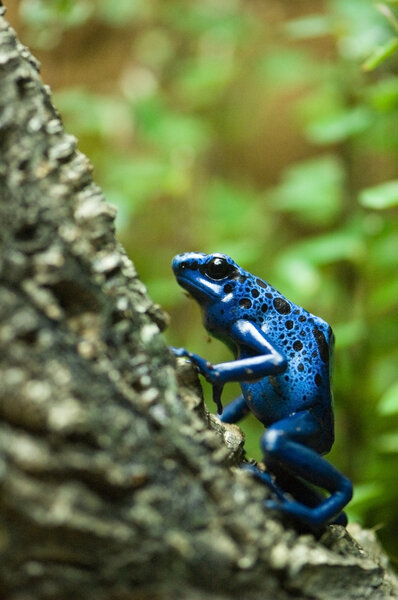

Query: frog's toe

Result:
[171,346,189,357]
[265,499,282,511]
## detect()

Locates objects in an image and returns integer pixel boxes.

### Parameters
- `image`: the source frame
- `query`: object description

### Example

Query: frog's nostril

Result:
[172,254,186,272]
[172,252,206,273]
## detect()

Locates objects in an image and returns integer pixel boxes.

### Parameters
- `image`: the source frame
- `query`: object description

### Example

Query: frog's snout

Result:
[172,253,188,273]
[172,252,205,274]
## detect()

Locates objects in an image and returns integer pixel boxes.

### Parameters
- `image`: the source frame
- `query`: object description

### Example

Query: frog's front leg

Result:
[171,347,222,382]
[175,320,286,384]
[172,320,287,413]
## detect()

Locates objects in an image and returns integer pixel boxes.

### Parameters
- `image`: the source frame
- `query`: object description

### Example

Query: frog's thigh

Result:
[260,411,344,493]
[261,411,322,456]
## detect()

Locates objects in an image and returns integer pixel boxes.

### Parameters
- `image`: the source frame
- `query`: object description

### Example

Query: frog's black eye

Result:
[201,257,237,280]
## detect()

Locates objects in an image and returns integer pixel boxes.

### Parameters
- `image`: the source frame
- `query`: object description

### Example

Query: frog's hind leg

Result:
[260,411,352,528]
[241,462,287,502]
[241,460,347,524]
[268,463,348,526]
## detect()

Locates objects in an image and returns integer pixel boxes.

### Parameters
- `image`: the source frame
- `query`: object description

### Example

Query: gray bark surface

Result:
[0,6,397,600]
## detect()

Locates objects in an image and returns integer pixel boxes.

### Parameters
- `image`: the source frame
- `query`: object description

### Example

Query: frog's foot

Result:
[241,463,286,502]
[171,346,192,359]
[171,347,224,412]
[171,348,218,380]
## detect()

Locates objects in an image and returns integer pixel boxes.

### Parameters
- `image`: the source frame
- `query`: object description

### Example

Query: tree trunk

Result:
[0,6,397,600]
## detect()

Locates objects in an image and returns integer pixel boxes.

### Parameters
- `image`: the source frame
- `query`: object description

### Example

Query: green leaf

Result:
[370,277,398,312]
[305,107,373,144]
[276,226,365,267]
[368,77,398,111]
[297,83,345,126]
[163,4,252,40]
[54,89,131,138]
[257,48,320,89]
[347,482,384,509]
[378,432,398,453]
[20,0,93,27]
[362,36,398,71]
[136,98,210,154]
[272,257,320,299]
[205,179,258,237]
[333,320,366,349]
[284,14,332,40]
[359,180,398,209]
[379,381,398,415]
[369,229,398,268]
[102,157,170,207]
[97,0,149,25]
[267,155,344,225]
[330,0,391,61]
[176,56,235,105]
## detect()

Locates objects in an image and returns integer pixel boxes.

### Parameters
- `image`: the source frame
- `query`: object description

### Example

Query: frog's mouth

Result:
[176,275,217,301]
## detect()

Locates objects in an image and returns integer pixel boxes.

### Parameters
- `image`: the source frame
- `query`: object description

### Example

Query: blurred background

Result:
[6,0,398,561]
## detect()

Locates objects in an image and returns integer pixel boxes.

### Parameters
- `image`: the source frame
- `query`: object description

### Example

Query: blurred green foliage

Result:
[20,0,398,560]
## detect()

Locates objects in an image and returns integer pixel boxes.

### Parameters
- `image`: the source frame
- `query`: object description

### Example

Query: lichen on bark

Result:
[0,6,397,600]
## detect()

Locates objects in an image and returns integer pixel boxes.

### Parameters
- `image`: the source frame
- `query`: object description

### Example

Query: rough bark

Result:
[0,6,397,600]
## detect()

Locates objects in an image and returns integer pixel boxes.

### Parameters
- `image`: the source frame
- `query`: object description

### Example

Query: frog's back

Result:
[236,272,334,431]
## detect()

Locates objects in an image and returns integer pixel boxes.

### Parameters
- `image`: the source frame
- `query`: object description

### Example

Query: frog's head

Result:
[172,252,242,305]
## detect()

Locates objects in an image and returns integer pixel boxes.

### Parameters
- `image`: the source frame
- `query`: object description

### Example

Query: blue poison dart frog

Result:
[172,252,352,529]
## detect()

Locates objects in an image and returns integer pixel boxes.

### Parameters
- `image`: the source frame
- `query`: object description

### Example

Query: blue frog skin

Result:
[172,252,352,529]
